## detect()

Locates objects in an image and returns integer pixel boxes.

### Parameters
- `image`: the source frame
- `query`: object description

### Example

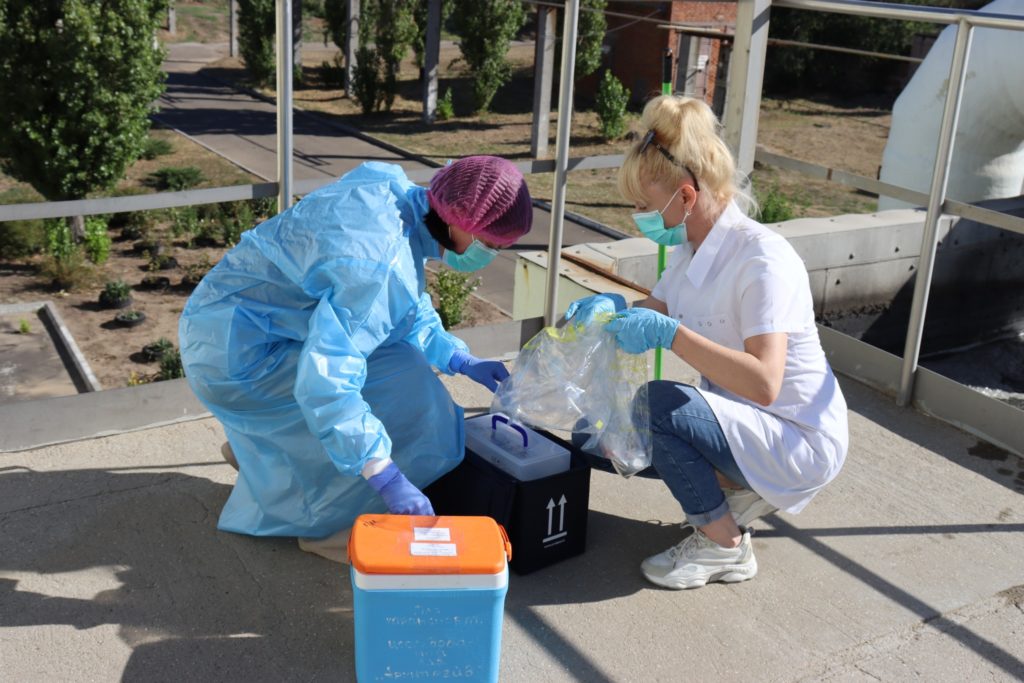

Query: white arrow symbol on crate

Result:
[547,495,568,535]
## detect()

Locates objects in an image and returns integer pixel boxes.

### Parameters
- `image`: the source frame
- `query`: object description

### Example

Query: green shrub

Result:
[42,219,90,289]
[0,1,165,205]
[430,269,479,329]
[157,347,185,381]
[45,219,76,261]
[219,201,254,246]
[142,337,176,362]
[141,136,173,160]
[352,46,384,114]
[237,0,276,86]
[171,206,200,240]
[756,186,796,224]
[251,196,277,220]
[111,208,154,240]
[182,254,214,287]
[0,188,46,259]
[436,87,455,121]
[100,279,132,306]
[452,0,526,113]
[150,166,205,191]
[83,216,112,265]
[595,70,630,141]
[0,218,46,259]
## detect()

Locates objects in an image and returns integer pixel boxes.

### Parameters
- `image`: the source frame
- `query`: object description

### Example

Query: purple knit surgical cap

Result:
[427,156,533,246]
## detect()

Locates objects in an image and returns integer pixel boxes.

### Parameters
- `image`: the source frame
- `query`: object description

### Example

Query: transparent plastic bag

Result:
[490,314,652,477]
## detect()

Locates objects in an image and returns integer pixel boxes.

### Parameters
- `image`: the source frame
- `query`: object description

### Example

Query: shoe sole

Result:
[642,562,758,590]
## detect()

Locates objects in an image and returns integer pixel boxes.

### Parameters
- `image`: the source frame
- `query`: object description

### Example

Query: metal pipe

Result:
[896,19,974,407]
[276,0,294,213]
[723,0,771,178]
[543,0,581,326]
[774,0,1024,30]
[229,1,238,57]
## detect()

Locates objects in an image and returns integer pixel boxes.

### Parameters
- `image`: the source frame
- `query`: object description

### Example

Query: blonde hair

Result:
[618,95,754,217]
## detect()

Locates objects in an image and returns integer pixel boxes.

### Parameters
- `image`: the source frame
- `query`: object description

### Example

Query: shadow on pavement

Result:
[0,466,354,680]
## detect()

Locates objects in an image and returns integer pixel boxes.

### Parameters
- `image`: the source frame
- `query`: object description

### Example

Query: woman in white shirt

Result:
[569,95,849,590]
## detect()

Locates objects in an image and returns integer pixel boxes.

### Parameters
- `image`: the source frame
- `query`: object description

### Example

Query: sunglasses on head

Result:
[639,130,701,192]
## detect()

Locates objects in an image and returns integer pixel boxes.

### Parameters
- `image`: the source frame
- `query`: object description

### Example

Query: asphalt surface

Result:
[156,42,615,315]
[1,348,1023,681]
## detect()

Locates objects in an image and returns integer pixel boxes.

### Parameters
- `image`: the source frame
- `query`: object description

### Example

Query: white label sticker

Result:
[410,542,457,557]
[414,527,451,542]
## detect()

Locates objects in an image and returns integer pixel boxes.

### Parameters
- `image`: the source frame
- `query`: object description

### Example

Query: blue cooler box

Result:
[348,514,512,682]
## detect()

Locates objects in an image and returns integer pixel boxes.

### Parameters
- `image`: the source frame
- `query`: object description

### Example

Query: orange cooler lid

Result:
[348,514,512,576]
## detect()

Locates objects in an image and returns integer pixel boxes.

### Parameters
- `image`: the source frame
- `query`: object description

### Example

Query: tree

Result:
[345,0,418,113]
[574,0,607,81]
[374,0,419,111]
[452,0,526,113]
[0,0,166,240]
[761,0,976,97]
[237,0,276,86]
[412,0,454,69]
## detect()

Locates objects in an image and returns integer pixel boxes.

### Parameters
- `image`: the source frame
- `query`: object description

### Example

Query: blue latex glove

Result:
[604,308,680,354]
[564,293,627,325]
[367,462,435,516]
[449,350,509,392]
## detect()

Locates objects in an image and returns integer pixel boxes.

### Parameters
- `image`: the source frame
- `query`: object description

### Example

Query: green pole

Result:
[655,48,672,380]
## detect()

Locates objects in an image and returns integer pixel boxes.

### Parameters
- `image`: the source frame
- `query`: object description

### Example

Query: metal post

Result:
[422,0,441,123]
[292,0,303,80]
[723,0,770,177]
[655,48,673,381]
[530,7,557,158]
[897,19,974,406]
[276,0,294,213]
[345,0,360,99]
[229,1,238,57]
[168,2,176,35]
[543,0,581,326]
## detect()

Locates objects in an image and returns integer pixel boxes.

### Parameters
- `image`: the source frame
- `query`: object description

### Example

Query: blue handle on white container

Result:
[492,414,528,448]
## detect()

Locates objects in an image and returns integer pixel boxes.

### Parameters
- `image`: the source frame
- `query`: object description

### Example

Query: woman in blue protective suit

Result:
[178,156,533,560]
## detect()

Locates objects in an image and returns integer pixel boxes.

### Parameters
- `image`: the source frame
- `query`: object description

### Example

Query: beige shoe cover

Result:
[297,527,352,565]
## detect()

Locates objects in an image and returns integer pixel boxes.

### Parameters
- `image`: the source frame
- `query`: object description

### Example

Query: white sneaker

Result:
[641,528,757,589]
[725,488,777,527]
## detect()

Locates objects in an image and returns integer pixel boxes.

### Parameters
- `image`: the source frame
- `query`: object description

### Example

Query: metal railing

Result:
[1,0,1022,455]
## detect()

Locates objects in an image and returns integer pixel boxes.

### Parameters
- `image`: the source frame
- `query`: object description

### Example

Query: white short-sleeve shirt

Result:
[651,201,849,513]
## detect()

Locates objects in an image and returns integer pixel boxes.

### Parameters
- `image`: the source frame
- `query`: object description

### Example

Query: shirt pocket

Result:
[692,312,740,349]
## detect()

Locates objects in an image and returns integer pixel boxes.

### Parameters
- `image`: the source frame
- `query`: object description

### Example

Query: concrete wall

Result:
[514,200,1024,355]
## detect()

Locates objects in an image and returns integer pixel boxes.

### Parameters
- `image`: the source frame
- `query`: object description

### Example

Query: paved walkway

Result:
[156,42,615,315]
[1,349,1022,681]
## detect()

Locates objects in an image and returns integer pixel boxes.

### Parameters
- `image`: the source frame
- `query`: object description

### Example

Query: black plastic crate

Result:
[425,429,591,575]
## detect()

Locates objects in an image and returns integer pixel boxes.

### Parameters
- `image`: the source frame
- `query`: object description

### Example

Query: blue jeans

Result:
[640,381,749,527]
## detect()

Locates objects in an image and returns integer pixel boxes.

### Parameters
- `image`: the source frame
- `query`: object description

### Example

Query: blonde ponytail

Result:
[618,95,756,217]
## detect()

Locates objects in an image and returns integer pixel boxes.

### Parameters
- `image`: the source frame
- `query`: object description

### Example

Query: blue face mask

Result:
[632,188,690,246]
[442,238,499,272]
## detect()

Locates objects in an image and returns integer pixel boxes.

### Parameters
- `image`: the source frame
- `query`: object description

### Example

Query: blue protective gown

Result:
[179,162,468,538]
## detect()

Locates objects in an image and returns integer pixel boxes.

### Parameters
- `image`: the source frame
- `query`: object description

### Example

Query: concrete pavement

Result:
[156,42,618,315]
[1,345,1022,681]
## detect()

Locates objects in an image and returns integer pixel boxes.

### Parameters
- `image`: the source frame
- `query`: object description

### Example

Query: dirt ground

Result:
[2,9,895,392]
[0,243,507,392]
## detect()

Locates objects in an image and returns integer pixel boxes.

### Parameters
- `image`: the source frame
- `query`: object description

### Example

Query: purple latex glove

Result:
[604,308,680,354]
[366,462,435,516]
[448,350,509,392]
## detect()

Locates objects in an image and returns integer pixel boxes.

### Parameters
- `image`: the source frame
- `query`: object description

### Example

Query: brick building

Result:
[593,1,737,113]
